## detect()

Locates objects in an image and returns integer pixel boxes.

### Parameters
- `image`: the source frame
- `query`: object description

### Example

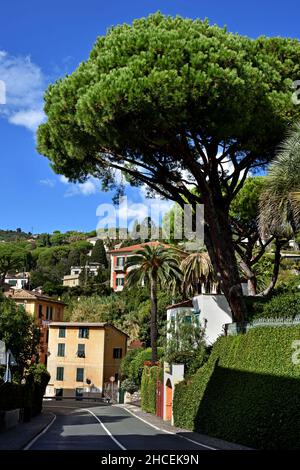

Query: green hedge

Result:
[141,366,160,414]
[0,364,50,419]
[123,347,164,386]
[173,326,300,449]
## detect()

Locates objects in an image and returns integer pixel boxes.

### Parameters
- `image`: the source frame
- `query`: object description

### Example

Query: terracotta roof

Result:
[166,299,193,310]
[49,322,129,337]
[108,241,172,254]
[4,289,66,305]
[50,322,107,327]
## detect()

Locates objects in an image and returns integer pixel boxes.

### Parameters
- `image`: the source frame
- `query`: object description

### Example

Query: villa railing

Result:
[225,315,300,336]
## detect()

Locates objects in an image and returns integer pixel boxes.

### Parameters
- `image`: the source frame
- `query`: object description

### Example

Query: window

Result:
[56,367,64,381]
[8,280,17,286]
[184,315,192,324]
[113,348,123,359]
[46,306,53,320]
[78,327,89,339]
[77,344,85,358]
[116,256,125,267]
[76,368,84,382]
[57,343,65,357]
[38,304,43,319]
[116,277,125,287]
[59,327,66,338]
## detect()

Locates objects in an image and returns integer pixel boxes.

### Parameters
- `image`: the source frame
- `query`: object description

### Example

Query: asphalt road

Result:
[27,401,212,451]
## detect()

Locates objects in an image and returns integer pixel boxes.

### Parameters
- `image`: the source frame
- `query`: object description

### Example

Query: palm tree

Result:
[180,251,215,296]
[259,123,300,239]
[125,243,182,364]
[258,123,300,295]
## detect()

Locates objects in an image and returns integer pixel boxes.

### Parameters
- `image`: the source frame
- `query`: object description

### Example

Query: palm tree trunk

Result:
[150,273,158,364]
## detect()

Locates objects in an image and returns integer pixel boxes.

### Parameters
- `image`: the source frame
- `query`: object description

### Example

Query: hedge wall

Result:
[141,366,160,414]
[173,326,300,449]
[0,364,50,420]
[123,347,164,386]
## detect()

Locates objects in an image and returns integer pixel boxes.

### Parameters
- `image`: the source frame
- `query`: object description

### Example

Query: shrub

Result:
[120,348,142,379]
[173,325,300,449]
[129,347,164,386]
[261,292,300,319]
[0,382,24,411]
[121,379,139,395]
[141,365,159,414]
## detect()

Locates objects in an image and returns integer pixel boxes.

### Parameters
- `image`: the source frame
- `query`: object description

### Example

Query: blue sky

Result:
[0,0,299,234]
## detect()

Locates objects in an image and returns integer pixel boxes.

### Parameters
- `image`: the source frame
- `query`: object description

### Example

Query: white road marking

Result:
[116,405,217,451]
[80,408,126,450]
[23,413,56,450]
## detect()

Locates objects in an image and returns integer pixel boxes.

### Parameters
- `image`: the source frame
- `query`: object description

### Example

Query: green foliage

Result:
[0,242,29,283]
[90,240,108,267]
[261,292,300,319]
[141,366,159,414]
[120,348,142,379]
[38,12,300,185]
[121,378,139,395]
[127,348,164,386]
[0,229,32,242]
[0,296,39,377]
[165,310,207,373]
[0,364,50,416]
[173,326,300,449]
[230,177,265,227]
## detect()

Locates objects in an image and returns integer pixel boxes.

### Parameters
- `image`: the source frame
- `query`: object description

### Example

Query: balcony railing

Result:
[114,265,125,271]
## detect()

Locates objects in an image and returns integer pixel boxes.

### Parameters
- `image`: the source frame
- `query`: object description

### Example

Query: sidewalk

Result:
[117,403,252,450]
[0,411,54,450]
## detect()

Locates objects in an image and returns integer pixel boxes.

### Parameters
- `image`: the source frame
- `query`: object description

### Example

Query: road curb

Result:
[116,404,252,450]
[22,412,56,450]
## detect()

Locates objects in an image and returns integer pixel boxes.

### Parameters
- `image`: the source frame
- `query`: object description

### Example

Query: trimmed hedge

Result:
[173,326,300,449]
[141,366,160,414]
[0,364,50,420]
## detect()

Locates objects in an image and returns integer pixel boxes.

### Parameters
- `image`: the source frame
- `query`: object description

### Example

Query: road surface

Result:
[27,400,214,451]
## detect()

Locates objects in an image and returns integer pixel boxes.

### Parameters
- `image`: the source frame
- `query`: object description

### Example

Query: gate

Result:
[156,379,164,418]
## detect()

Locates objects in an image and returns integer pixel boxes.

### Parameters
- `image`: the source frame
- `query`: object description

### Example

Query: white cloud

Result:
[0,50,46,132]
[9,109,45,132]
[59,175,98,197]
[39,178,56,188]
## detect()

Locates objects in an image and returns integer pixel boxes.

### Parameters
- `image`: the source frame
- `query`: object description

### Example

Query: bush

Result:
[120,348,142,379]
[121,378,139,395]
[0,382,24,411]
[141,366,160,414]
[261,292,300,319]
[128,347,164,386]
[173,325,300,449]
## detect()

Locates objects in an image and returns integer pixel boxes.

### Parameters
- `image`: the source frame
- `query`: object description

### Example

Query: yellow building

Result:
[46,322,128,398]
[4,288,64,365]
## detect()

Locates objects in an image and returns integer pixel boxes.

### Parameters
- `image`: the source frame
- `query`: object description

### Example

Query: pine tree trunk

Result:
[203,195,247,322]
[150,274,158,364]
[257,238,283,297]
